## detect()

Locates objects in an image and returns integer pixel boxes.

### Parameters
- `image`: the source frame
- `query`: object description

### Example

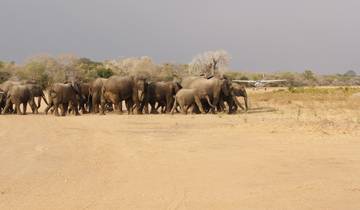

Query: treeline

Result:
[1,54,359,87]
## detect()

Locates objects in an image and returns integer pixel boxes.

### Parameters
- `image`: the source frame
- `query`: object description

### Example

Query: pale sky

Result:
[1,0,360,73]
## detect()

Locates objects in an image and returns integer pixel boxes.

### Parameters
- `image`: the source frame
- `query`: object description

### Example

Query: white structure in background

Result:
[233,75,287,88]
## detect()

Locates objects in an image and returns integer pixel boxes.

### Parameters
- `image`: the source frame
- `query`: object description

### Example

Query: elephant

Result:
[144,81,182,114]
[0,80,21,93]
[181,75,231,114]
[171,89,197,114]
[100,76,146,115]
[230,83,248,111]
[0,80,48,109]
[89,78,107,113]
[44,81,82,116]
[79,82,91,114]
[26,84,48,109]
[2,85,37,115]
[217,83,248,114]
[0,91,6,113]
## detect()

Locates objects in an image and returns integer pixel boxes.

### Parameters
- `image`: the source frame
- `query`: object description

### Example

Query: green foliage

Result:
[344,70,357,77]
[17,61,50,88]
[239,76,249,80]
[0,71,11,83]
[303,70,316,81]
[96,68,113,78]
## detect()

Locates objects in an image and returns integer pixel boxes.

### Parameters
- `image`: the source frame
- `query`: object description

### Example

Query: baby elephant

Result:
[171,89,197,115]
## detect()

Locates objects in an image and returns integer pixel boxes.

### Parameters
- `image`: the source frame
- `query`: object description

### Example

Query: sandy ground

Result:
[1,92,360,209]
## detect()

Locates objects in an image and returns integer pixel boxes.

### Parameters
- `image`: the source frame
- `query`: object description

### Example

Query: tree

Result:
[96,68,113,78]
[189,50,230,76]
[104,56,159,78]
[344,70,357,77]
[303,70,316,81]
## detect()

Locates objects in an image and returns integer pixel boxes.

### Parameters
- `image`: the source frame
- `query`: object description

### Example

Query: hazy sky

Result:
[1,0,360,73]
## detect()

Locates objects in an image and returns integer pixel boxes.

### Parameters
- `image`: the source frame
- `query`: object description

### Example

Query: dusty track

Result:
[1,93,360,209]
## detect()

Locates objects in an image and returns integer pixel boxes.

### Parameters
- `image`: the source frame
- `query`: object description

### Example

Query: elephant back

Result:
[103,76,134,95]
[8,85,31,102]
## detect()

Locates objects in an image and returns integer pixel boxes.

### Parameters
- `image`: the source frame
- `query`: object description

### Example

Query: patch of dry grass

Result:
[246,86,360,135]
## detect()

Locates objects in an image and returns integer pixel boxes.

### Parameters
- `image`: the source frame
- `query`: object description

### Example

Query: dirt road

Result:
[1,108,360,210]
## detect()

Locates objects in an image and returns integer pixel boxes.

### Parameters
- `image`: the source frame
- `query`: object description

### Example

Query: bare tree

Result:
[189,50,230,76]
[104,56,159,78]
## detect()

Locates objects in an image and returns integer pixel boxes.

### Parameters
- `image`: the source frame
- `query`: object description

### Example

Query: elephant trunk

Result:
[244,95,248,111]
[205,95,216,108]
[138,90,144,103]
[232,95,245,111]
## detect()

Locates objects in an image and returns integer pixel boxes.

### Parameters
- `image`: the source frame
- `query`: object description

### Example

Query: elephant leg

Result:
[15,103,21,115]
[150,101,158,114]
[72,102,80,116]
[81,97,87,114]
[2,100,12,114]
[29,99,38,114]
[62,103,68,116]
[126,100,134,115]
[93,97,99,113]
[37,96,41,109]
[184,105,190,115]
[143,101,149,114]
[189,104,195,115]
[233,96,245,111]
[22,103,27,115]
[165,97,172,113]
[118,100,123,114]
[194,96,205,114]
[52,103,60,116]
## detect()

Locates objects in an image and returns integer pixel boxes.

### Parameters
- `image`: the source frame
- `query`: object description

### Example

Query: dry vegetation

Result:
[1,52,360,88]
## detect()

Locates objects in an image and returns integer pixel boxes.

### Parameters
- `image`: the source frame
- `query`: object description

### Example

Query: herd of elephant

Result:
[0,75,248,116]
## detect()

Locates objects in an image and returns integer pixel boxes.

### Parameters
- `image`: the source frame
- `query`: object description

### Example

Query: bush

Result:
[96,68,113,78]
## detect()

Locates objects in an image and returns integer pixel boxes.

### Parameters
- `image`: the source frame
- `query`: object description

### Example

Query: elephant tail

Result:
[170,96,177,115]
[205,95,216,108]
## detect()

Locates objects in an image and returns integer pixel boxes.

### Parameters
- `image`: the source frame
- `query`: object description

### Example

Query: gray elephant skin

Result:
[181,76,231,114]
[45,82,82,116]
[89,78,107,113]
[2,85,37,115]
[144,81,182,114]
[100,76,146,115]
[171,89,198,114]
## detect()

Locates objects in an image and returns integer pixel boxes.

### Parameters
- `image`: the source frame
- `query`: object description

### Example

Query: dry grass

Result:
[246,86,360,136]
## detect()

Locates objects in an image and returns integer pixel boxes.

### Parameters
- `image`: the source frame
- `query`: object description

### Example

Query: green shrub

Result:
[96,68,113,78]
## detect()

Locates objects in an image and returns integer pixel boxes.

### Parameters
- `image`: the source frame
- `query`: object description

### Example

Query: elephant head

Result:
[134,77,147,102]
[219,76,231,97]
[231,83,248,111]
[70,81,82,95]
[170,81,182,95]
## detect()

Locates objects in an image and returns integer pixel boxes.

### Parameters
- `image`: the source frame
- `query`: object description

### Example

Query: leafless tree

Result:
[189,50,231,76]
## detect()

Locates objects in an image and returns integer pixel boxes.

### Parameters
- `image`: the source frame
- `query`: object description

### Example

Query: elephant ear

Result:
[174,82,182,93]
[71,82,81,94]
